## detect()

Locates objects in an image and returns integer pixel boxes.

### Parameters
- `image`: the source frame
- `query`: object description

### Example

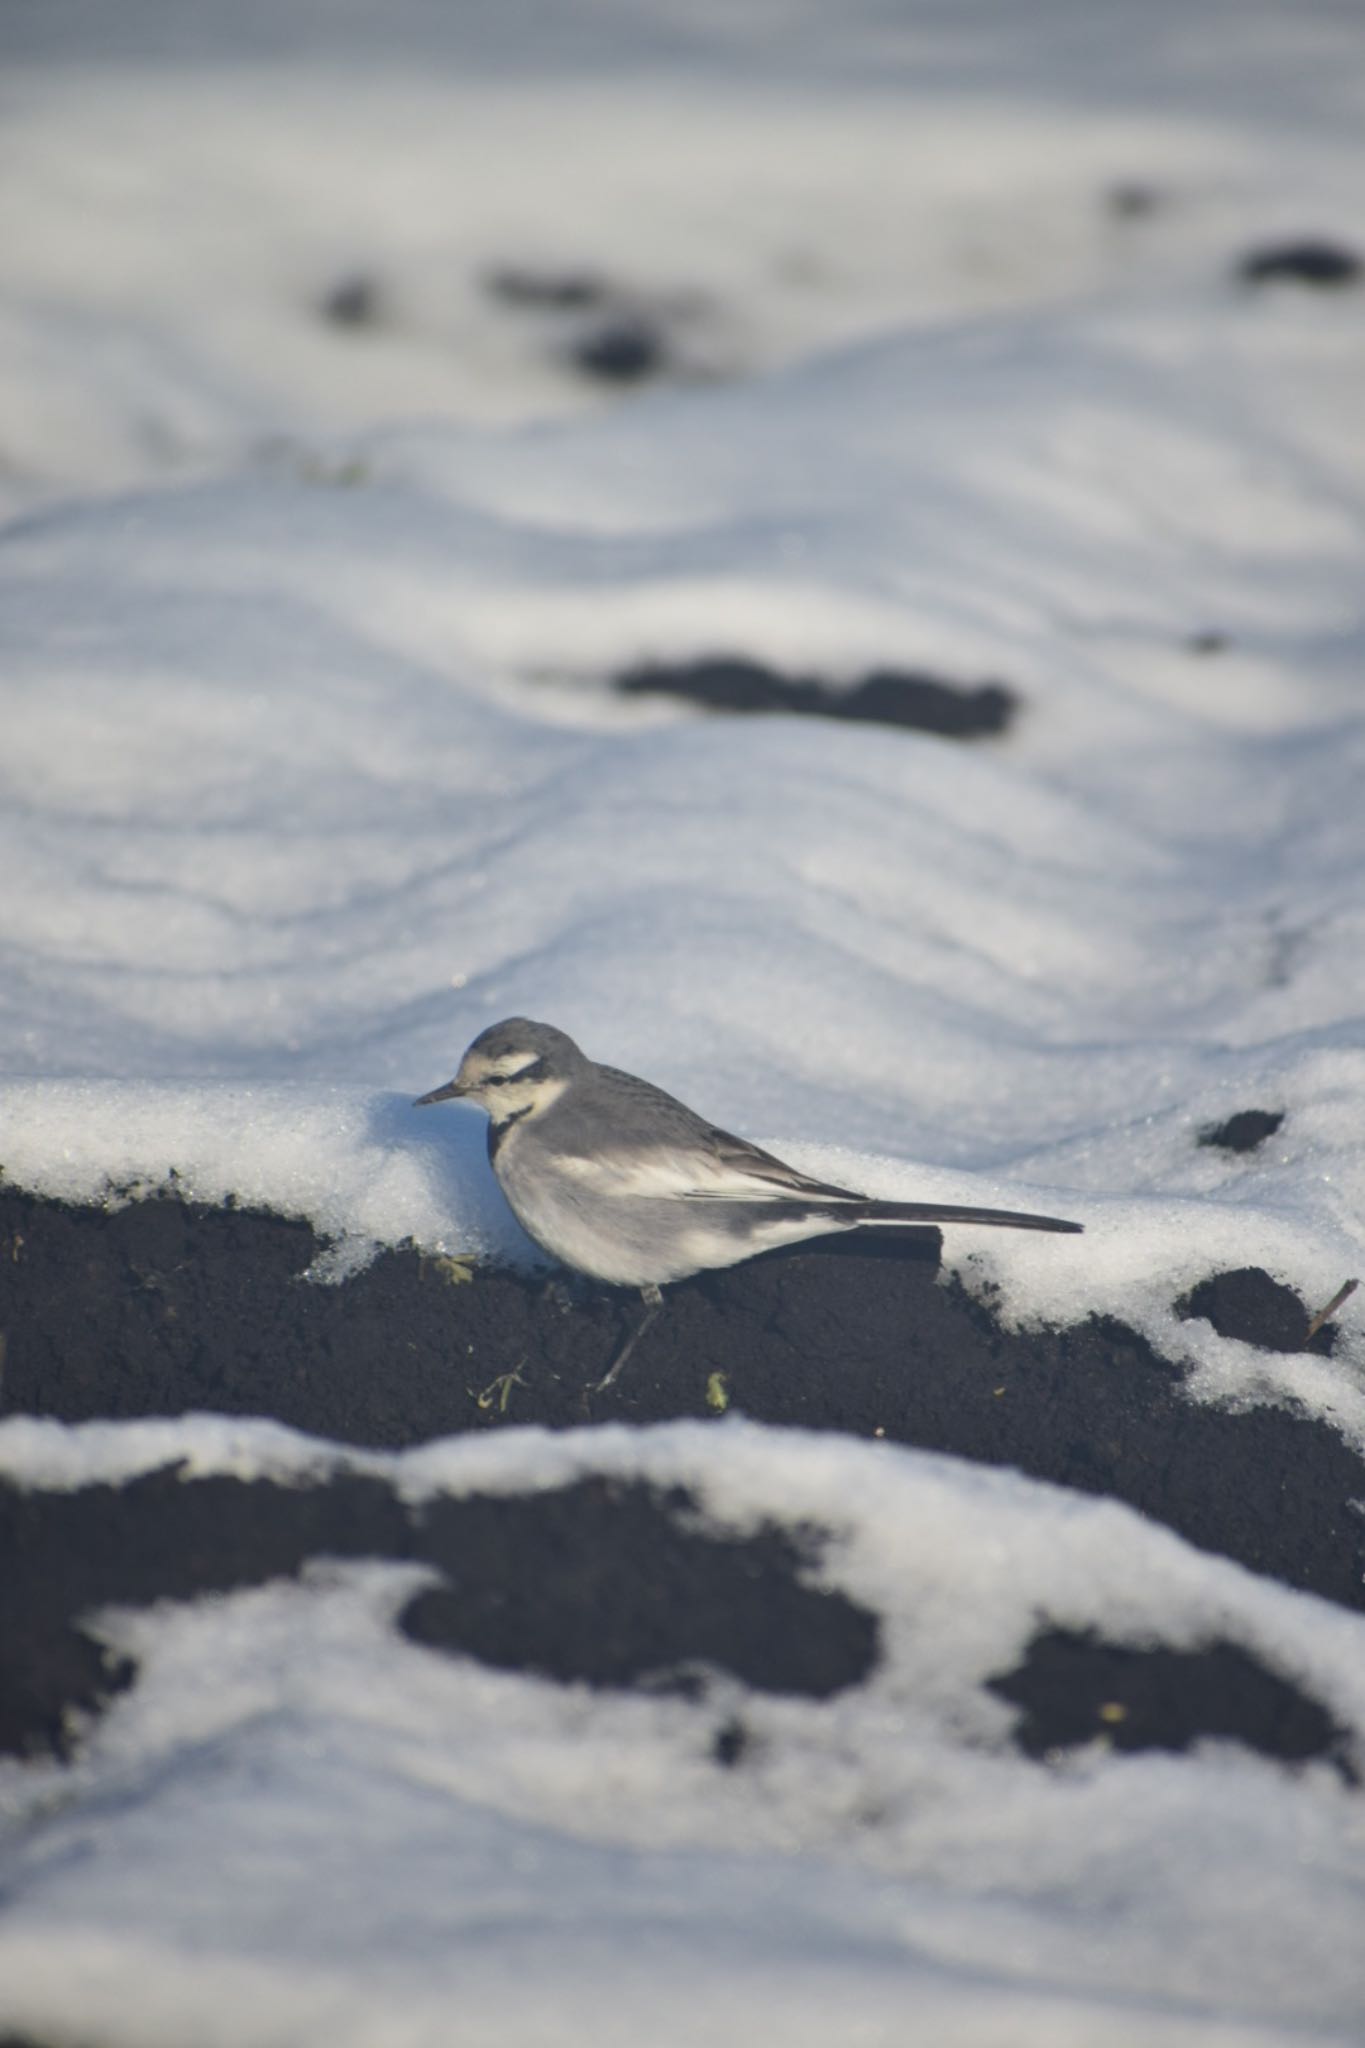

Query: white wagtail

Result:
[416,1017,1081,1387]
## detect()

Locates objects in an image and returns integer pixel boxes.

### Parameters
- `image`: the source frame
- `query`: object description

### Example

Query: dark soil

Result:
[1106,181,1163,220]
[1177,1265,1336,1354]
[571,317,666,382]
[1,1466,877,1761]
[1237,240,1361,287]
[483,263,676,385]
[319,273,385,329]
[615,656,1016,738]
[485,266,612,312]
[2,1186,1361,1774]
[1198,1108,1283,1154]
[989,1629,1352,1775]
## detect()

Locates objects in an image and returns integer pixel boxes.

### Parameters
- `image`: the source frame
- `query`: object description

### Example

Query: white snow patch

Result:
[4,300,1365,1413]
[1,1419,1363,2045]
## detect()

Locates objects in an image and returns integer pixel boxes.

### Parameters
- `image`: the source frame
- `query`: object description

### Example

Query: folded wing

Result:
[551,1127,1081,1232]
[553,1126,863,1203]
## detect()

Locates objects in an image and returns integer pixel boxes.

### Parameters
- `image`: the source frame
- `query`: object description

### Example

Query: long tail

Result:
[848,1200,1082,1235]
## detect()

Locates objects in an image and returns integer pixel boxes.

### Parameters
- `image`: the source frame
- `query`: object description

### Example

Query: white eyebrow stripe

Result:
[491,1052,542,1076]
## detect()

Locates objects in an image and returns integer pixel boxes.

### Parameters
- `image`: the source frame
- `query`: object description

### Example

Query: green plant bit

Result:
[425,1254,477,1287]
[474,1363,528,1414]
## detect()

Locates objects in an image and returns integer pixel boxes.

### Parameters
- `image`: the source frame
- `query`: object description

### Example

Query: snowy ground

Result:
[2,0,1365,2041]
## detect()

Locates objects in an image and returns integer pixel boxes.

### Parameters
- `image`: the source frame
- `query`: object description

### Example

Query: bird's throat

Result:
[487,1103,533,1160]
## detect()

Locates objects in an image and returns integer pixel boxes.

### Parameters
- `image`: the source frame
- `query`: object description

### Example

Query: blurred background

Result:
[4,0,1362,519]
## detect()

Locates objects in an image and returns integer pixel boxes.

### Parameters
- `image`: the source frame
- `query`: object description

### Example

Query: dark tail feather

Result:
[850,1200,1082,1235]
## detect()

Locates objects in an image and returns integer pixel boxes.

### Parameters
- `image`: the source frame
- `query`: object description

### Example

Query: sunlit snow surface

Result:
[3,1417,1365,2048]
[3,0,1365,2040]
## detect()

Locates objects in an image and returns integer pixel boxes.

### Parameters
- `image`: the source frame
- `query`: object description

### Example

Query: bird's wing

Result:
[692,1127,866,1203]
[553,1126,864,1206]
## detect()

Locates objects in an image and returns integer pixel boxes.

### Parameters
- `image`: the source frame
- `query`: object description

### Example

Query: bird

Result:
[415,1017,1082,1389]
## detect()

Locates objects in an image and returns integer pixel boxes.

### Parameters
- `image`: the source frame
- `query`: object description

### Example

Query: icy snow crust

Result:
[3,0,1365,2040]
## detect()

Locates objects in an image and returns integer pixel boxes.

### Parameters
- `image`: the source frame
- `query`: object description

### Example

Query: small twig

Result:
[1305,1278,1359,1344]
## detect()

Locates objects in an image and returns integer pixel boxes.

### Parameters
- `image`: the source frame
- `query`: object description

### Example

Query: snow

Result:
[4,305,1364,1408]
[3,0,1365,2039]
[2,1419,1365,2046]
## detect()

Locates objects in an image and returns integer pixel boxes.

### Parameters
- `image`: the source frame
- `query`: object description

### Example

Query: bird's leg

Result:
[596,1282,665,1392]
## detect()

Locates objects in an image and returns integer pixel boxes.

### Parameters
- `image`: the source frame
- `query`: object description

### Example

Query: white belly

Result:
[493,1128,836,1286]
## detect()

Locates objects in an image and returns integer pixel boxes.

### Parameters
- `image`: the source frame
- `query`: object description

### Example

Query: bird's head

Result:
[415,1016,586,1125]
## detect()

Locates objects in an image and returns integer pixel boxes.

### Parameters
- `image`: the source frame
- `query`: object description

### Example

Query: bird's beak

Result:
[414,1078,468,1107]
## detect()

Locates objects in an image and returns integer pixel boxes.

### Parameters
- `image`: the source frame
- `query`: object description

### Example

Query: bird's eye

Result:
[485,1058,542,1088]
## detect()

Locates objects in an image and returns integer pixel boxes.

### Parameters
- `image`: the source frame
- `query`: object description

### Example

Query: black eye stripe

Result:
[486,1057,545,1088]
